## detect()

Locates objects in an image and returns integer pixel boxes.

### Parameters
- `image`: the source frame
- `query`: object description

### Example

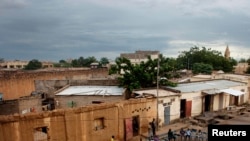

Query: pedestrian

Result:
[151,118,156,136]
[179,128,185,141]
[111,135,115,141]
[148,123,153,140]
[168,128,176,141]
[185,128,191,141]
[196,129,203,141]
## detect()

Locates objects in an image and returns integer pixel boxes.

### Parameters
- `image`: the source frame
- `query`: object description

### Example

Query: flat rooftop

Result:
[165,79,246,93]
[56,86,124,96]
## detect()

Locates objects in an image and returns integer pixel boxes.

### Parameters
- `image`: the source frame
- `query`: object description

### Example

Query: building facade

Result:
[0,98,156,141]
[120,50,159,65]
[0,60,54,69]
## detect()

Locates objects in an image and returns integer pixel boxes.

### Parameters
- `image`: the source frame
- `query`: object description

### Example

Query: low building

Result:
[133,88,181,127]
[132,79,249,129]
[165,79,249,118]
[0,93,47,115]
[0,60,54,69]
[120,50,159,65]
[54,85,126,109]
[0,98,157,141]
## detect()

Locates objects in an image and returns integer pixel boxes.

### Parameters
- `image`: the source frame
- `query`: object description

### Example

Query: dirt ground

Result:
[139,103,250,141]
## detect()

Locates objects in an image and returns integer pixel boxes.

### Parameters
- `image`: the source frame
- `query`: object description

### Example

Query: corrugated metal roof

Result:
[220,89,245,96]
[56,86,124,96]
[133,89,179,97]
[165,79,246,93]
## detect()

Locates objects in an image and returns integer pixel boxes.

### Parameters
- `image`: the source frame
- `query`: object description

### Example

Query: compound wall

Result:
[0,68,108,100]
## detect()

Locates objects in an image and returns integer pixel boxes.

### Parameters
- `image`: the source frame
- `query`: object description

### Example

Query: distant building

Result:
[0,60,54,69]
[234,63,249,74]
[90,62,99,69]
[120,50,159,65]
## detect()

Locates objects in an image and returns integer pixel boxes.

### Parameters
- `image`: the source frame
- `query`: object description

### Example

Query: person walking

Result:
[179,128,185,141]
[111,135,115,141]
[151,118,156,136]
[148,123,153,140]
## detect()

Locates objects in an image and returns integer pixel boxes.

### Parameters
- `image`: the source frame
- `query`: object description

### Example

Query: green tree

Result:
[85,56,97,67]
[110,55,178,97]
[54,59,71,68]
[24,59,42,70]
[99,57,109,67]
[176,46,235,72]
[192,63,213,74]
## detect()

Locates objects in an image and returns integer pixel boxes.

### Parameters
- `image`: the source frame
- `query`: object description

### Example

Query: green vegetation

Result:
[24,59,42,70]
[109,55,178,94]
[53,57,109,68]
[176,46,237,74]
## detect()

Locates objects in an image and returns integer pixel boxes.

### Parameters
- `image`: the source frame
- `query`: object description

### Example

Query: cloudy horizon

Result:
[1,0,250,62]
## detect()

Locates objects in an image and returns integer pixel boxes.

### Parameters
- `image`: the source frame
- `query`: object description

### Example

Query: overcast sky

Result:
[1,0,250,62]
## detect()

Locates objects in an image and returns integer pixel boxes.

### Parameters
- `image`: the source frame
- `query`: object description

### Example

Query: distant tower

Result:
[224,45,230,59]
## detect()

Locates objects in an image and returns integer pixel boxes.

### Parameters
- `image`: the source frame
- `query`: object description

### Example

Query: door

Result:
[125,118,133,141]
[164,106,170,125]
[185,101,192,117]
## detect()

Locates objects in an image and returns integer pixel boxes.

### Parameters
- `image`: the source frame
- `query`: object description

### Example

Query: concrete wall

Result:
[55,95,124,109]
[158,95,181,127]
[0,94,44,115]
[0,98,156,141]
[18,95,43,114]
[0,100,19,115]
[0,68,109,100]
[181,92,203,117]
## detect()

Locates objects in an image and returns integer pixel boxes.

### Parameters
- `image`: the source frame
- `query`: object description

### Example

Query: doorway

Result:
[132,116,139,136]
[204,95,211,111]
[180,99,186,118]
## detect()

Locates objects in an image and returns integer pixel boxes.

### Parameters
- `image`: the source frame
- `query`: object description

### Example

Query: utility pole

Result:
[156,54,160,131]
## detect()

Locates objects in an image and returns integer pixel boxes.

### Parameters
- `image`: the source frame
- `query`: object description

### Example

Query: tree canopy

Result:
[24,59,42,70]
[176,46,237,73]
[109,55,178,95]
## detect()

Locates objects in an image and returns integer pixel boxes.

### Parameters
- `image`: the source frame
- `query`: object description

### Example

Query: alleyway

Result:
[139,104,250,141]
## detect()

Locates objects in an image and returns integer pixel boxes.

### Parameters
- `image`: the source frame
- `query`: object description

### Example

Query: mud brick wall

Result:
[0,68,109,100]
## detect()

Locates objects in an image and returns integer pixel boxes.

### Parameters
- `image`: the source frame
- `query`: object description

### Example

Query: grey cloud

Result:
[1,0,250,61]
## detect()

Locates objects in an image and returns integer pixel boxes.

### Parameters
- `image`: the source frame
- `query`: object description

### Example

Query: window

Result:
[33,126,49,141]
[67,101,76,108]
[94,117,105,130]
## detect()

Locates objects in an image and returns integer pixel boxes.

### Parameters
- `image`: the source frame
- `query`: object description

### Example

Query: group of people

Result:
[179,128,191,141]
[179,128,204,141]
[147,118,204,141]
